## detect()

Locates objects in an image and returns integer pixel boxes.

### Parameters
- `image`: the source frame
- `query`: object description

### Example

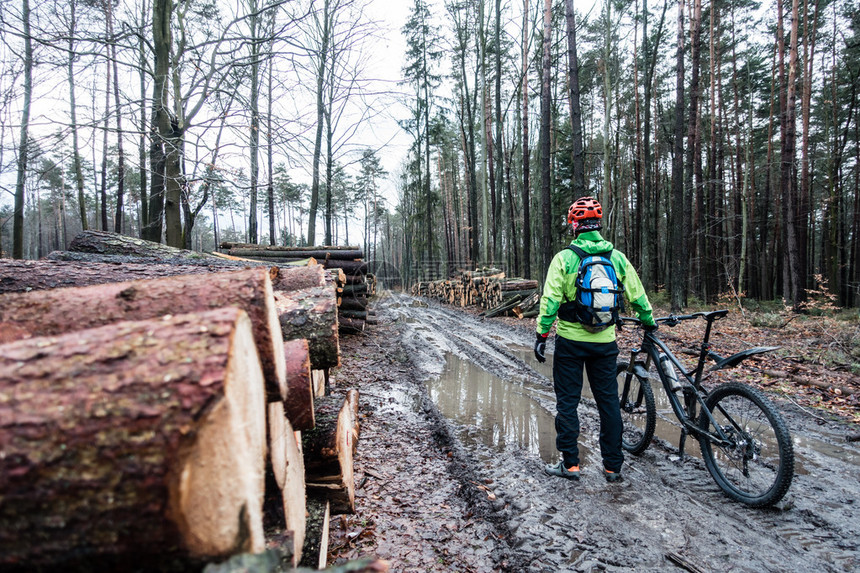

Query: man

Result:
[534,196,657,482]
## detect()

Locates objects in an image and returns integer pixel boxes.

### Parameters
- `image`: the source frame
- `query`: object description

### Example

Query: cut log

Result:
[222,243,360,252]
[342,283,368,296]
[0,267,287,402]
[282,339,314,431]
[0,258,279,294]
[266,401,306,565]
[227,248,364,261]
[69,230,224,261]
[339,310,367,320]
[324,259,367,276]
[0,308,267,567]
[339,295,368,311]
[46,249,275,269]
[273,285,340,370]
[302,393,357,514]
[338,316,365,335]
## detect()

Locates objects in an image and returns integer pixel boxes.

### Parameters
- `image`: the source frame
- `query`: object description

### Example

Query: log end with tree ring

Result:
[282,339,314,431]
[167,309,268,558]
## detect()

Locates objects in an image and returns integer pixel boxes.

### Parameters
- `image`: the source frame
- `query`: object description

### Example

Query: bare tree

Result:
[12,0,33,259]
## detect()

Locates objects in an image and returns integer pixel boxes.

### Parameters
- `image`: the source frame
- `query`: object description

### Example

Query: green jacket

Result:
[536,231,655,343]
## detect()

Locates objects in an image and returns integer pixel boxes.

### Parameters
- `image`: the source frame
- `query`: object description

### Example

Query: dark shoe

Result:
[545,461,580,480]
[604,467,623,483]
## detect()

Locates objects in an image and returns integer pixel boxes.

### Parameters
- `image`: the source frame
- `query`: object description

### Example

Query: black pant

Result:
[552,335,623,472]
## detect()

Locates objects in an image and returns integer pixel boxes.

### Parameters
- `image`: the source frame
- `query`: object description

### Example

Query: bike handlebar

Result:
[619,309,729,328]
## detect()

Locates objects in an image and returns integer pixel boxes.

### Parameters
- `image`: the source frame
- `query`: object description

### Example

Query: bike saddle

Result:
[692,310,729,321]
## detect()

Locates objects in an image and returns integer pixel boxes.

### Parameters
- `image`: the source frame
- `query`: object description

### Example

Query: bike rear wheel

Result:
[616,362,656,454]
[698,382,794,507]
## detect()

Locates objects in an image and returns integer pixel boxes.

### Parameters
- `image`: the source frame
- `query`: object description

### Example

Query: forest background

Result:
[0,0,859,311]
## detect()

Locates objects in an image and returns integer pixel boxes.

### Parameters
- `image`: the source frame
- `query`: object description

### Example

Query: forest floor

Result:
[325,293,860,573]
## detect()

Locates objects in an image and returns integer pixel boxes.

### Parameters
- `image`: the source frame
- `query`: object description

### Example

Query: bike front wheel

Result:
[698,382,794,507]
[616,362,656,454]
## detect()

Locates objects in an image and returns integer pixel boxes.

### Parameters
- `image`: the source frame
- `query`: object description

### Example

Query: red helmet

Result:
[567,197,602,224]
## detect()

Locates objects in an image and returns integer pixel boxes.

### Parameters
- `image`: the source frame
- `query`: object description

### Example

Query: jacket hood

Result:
[569,231,614,254]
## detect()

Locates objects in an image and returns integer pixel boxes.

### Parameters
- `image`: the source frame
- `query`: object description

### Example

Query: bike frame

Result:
[622,312,736,448]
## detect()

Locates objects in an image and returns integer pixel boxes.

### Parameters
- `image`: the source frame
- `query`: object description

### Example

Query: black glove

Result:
[643,322,659,333]
[534,332,548,363]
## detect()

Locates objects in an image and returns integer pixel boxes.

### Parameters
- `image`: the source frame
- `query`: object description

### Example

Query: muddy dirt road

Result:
[332,294,860,572]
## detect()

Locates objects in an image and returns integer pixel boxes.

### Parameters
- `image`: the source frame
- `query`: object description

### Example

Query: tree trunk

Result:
[108,0,126,234]
[12,0,32,259]
[0,308,267,566]
[138,0,149,234]
[144,0,172,243]
[68,0,88,232]
[686,0,702,301]
[564,0,586,199]
[0,268,287,401]
[781,0,802,308]
[521,0,531,279]
[670,0,686,312]
[274,285,340,370]
[540,0,553,274]
[602,0,612,218]
[100,53,111,231]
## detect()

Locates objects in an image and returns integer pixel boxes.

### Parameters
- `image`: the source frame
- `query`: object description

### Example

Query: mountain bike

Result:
[616,310,794,507]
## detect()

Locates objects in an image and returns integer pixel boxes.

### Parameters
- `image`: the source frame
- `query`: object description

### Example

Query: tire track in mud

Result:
[383,294,860,572]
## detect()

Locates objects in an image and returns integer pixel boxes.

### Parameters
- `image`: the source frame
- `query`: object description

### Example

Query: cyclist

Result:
[535,196,657,482]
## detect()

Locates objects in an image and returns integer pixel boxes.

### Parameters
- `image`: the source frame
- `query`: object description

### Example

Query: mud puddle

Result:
[426,353,559,465]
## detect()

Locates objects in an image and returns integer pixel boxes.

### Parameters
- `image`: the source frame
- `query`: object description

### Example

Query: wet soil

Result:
[328,294,860,572]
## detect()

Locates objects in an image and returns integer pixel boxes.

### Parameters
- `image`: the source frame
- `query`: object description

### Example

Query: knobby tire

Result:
[698,382,794,507]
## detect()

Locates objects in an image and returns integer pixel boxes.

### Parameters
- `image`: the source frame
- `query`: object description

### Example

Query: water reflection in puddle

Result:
[426,353,558,463]
[425,345,857,476]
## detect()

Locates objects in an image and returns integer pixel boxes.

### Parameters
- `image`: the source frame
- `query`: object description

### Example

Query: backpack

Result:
[557,245,624,333]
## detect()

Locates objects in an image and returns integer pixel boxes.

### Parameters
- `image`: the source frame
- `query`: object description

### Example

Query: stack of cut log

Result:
[411,269,541,319]
[219,243,374,335]
[0,232,361,570]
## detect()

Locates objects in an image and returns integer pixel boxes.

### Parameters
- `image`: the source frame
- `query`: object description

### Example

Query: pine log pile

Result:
[0,232,364,570]
[411,269,541,319]
[220,243,374,335]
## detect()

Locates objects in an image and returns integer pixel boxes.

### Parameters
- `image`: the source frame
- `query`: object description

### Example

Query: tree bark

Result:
[281,340,315,431]
[0,308,267,566]
[274,285,340,370]
[0,268,287,401]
